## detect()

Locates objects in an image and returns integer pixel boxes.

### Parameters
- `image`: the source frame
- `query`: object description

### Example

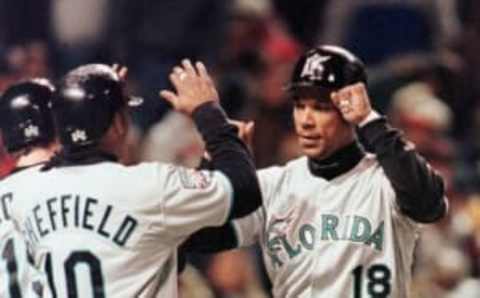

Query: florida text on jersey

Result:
[234,156,420,298]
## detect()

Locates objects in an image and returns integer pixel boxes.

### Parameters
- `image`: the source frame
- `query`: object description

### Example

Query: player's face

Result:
[293,97,355,160]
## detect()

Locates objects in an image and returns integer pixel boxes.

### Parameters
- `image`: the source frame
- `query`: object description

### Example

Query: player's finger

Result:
[228,119,243,126]
[112,63,119,72]
[228,119,244,135]
[197,61,215,88]
[159,90,178,106]
[169,72,183,90]
[118,66,128,80]
[246,121,254,139]
[244,121,255,151]
[173,66,185,75]
[196,61,211,81]
[353,82,364,90]
[335,89,351,103]
[246,121,255,134]
[351,83,366,98]
[331,91,342,106]
[173,66,188,83]
[182,59,197,77]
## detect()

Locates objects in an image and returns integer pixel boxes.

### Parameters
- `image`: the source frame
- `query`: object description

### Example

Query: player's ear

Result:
[112,110,128,140]
[100,110,128,154]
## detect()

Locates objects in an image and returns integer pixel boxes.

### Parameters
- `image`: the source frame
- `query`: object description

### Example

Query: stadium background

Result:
[0,0,479,297]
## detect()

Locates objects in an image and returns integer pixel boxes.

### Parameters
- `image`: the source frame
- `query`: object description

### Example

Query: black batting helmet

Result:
[286,45,367,99]
[53,64,127,150]
[0,79,55,153]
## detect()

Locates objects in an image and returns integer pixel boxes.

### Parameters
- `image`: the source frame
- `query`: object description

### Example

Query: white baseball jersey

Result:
[1,175,45,298]
[233,155,420,298]
[9,161,233,297]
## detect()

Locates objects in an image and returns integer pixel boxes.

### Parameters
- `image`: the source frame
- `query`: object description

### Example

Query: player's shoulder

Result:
[0,165,44,186]
[104,161,172,182]
[257,156,307,188]
[108,161,158,174]
[258,156,307,176]
[358,153,380,170]
[352,153,390,183]
[113,161,199,187]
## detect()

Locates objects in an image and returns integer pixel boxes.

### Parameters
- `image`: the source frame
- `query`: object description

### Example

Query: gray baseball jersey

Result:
[233,155,420,298]
[9,161,233,297]
[1,174,45,298]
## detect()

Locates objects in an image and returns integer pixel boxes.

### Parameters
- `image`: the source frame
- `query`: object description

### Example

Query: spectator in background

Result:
[49,0,110,74]
[215,0,271,119]
[453,0,480,188]
[272,0,329,47]
[0,0,52,92]
[108,0,229,132]
[0,0,50,46]
[388,80,480,297]
[139,112,204,168]
[0,42,51,92]
[319,0,460,66]
[388,82,454,161]
[0,136,14,179]
[215,0,301,168]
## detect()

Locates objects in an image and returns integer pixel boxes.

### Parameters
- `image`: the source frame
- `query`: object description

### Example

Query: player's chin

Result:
[300,144,326,159]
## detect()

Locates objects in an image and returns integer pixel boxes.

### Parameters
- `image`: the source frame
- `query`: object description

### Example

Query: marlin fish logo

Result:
[300,53,332,81]
[266,207,298,238]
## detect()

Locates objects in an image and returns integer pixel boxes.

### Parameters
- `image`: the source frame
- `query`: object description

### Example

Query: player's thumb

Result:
[159,90,178,107]
[246,121,255,136]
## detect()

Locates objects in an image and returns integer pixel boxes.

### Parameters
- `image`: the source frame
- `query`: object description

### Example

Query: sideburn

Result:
[99,111,129,155]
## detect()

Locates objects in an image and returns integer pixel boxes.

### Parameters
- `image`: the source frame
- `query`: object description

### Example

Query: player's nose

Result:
[300,107,315,128]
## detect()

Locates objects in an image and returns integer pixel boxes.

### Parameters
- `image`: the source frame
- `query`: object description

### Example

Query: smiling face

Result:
[293,95,355,160]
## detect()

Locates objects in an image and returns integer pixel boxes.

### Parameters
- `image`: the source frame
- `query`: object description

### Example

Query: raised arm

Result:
[332,83,447,223]
[160,59,262,220]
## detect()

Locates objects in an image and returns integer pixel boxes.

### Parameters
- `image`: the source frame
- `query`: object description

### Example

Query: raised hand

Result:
[160,59,219,115]
[331,82,372,125]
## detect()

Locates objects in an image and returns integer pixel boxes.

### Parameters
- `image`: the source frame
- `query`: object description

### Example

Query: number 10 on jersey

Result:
[45,251,105,298]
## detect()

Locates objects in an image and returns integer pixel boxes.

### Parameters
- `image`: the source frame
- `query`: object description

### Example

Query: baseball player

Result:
[183,46,448,297]
[9,61,262,297]
[0,79,58,298]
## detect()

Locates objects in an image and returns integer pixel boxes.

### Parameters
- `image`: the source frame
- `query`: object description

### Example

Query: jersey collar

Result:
[1,162,46,180]
[42,148,118,171]
[308,142,365,180]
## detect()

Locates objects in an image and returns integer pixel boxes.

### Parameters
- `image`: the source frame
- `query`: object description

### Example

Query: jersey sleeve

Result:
[231,167,283,247]
[232,207,266,247]
[158,164,234,241]
[358,116,447,223]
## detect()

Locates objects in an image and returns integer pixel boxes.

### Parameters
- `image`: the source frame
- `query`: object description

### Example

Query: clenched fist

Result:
[331,82,372,125]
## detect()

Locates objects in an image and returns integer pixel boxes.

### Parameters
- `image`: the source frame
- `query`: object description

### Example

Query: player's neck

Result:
[16,147,55,168]
[308,142,364,180]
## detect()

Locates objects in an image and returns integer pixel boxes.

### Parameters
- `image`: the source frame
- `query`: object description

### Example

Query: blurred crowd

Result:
[1,0,480,297]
